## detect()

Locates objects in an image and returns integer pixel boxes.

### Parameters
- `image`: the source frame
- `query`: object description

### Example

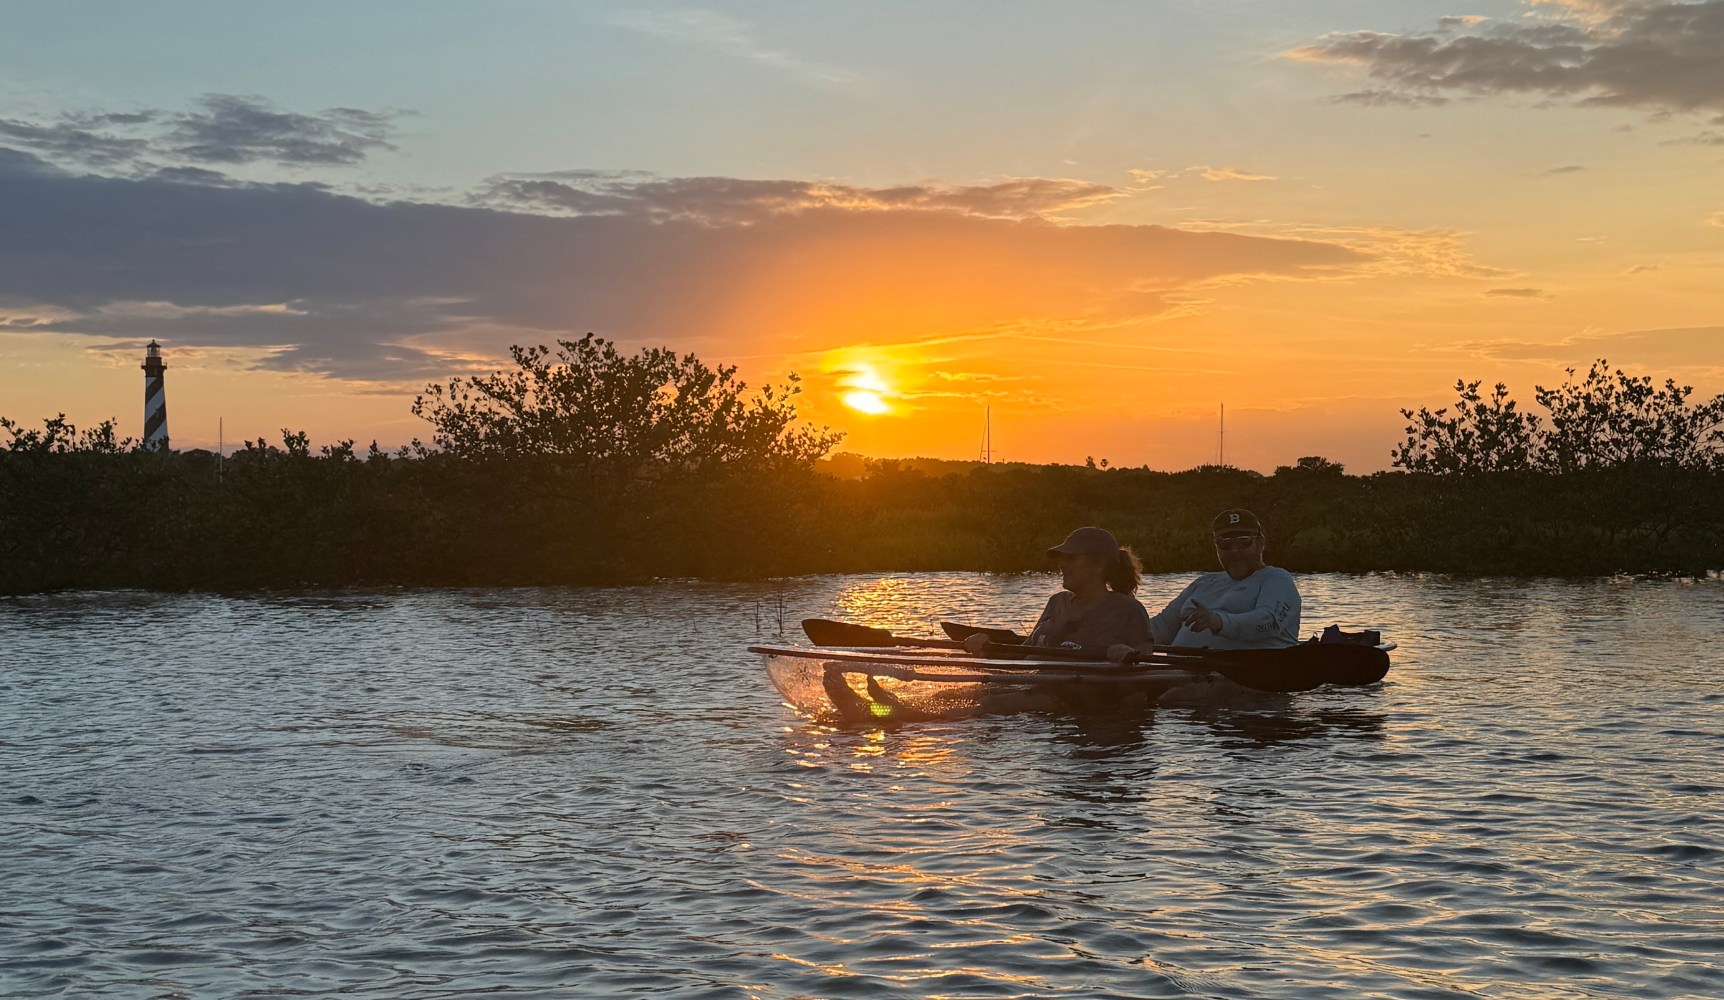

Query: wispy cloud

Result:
[476,172,1125,222]
[164,95,401,166]
[1473,326,1724,368]
[0,114,151,167]
[1189,165,1276,182]
[0,95,404,173]
[1485,287,1550,298]
[1333,89,1450,108]
[1201,222,1510,280]
[610,8,865,90]
[1710,210,1724,228]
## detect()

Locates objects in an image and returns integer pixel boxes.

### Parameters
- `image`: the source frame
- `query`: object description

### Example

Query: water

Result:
[3,573,1722,998]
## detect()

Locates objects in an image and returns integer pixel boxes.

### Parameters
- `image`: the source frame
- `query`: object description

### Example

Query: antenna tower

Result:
[1217,403,1225,467]
[979,406,995,464]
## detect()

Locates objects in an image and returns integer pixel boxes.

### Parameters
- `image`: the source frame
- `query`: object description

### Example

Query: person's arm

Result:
[1213,570,1301,644]
[1146,582,1196,646]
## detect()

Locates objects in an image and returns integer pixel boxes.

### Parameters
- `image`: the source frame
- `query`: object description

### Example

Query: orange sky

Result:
[3,1,1721,471]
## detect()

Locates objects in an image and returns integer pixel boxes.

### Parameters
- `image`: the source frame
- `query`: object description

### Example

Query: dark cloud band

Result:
[0,155,1363,382]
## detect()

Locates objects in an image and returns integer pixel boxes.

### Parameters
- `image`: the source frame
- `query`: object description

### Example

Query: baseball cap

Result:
[1211,509,1262,536]
[1047,526,1120,560]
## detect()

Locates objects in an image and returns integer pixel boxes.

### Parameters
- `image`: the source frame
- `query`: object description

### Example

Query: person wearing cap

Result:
[1112,509,1300,656]
[962,526,1152,656]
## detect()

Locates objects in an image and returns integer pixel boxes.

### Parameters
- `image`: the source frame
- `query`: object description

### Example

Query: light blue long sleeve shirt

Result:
[1148,566,1301,649]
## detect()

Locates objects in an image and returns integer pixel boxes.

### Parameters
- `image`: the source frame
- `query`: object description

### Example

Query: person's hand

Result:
[1182,600,1221,634]
[963,633,991,656]
[1107,643,1136,663]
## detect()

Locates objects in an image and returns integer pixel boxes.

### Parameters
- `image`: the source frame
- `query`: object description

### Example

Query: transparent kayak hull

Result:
[751,644,1201,723]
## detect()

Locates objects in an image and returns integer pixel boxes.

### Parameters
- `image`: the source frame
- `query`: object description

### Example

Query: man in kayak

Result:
[1110,509,1300,659]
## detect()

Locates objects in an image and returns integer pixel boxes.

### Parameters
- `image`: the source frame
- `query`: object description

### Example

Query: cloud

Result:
[1476,326,1724,367]
[1189,165,1276,182]
[1333,89,1451,107]
[476,172,1125,222]
[0,164,1366,382]
[163,95,401,166]
[1290,1,1724,119]
[0,115,152,167]
[610,8,864,90]
[1710,210,1724,227]
[1485,287,1550,298]
[1544,164,1586,173]
[1259,223,1511,279]
[0,95,403,172]
[0,147,63,177]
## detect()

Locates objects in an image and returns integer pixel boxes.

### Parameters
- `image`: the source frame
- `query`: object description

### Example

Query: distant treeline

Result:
[4,346,1721,593]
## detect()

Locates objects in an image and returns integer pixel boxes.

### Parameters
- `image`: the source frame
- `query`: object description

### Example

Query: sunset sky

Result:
[3,0,1721,472]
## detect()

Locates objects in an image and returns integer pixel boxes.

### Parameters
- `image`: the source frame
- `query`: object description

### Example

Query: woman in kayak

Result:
[838,526,1151,721]
[963,526,1153,656]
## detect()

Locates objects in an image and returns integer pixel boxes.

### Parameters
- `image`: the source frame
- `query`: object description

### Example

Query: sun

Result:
[842,389,889,414]
[836,364,893,415]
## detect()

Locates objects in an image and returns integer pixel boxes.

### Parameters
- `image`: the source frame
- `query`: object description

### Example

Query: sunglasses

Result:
[1214,534,1260,550]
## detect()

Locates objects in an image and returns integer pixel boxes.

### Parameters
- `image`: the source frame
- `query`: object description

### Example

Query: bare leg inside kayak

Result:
[821,669,874,722]
[863,675,941,723]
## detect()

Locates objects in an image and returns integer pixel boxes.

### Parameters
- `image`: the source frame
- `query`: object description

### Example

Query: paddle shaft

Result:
[826,663,1198,686]
[940,621,1212,659]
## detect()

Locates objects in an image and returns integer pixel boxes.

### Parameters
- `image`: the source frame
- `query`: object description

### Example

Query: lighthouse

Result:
[142,340,169,451]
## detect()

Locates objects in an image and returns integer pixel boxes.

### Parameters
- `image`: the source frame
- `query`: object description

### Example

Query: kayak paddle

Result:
[940,622,1024,644]
[800,618,965,649]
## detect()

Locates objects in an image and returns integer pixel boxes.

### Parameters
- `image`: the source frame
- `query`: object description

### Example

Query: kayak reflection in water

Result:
[1108,508,1302,663]
[963,525,1153,656]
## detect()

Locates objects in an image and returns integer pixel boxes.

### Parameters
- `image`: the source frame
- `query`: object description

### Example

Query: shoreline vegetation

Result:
[4,339,1721,594]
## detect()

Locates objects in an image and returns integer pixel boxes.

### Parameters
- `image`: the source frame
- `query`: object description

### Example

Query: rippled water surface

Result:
[4,574,1723,998]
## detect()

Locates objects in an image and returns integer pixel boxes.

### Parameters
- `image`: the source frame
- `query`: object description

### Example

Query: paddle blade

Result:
[940,622,1024,644]
[802,618,899,647]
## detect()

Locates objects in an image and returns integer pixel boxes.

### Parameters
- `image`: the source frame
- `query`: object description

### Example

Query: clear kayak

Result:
[750,643,1207,723]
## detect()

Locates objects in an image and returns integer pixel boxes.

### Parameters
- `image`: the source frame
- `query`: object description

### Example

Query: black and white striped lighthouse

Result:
[141,340,169,451]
